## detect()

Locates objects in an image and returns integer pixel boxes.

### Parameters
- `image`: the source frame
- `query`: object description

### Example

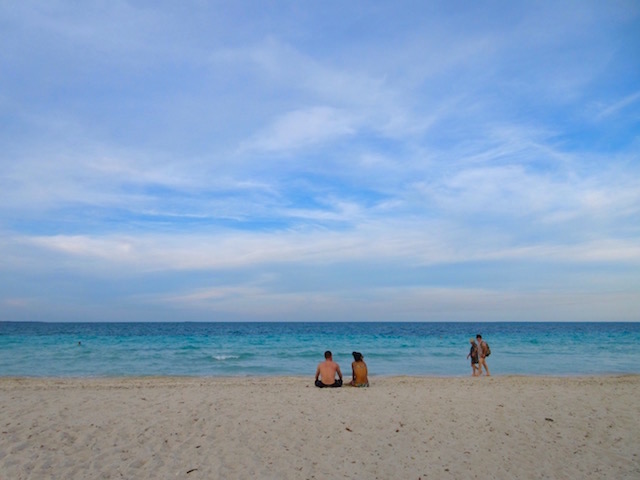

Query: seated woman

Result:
[350,351,369,387]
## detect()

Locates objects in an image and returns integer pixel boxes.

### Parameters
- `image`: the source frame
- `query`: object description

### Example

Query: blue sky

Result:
[1,1,639,322]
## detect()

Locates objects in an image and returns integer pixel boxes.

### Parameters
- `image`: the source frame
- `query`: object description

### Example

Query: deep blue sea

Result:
[1,322,638,377]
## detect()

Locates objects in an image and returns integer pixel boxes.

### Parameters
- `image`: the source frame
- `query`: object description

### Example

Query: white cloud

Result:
[13,216,640,279]
[2,298,31,308]
[595,90,640,119]
[215,36,444,150]
[143,284,640,322]
[241,106,358,153]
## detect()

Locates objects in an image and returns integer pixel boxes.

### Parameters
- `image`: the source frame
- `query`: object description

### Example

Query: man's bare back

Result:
[315,351,343,387]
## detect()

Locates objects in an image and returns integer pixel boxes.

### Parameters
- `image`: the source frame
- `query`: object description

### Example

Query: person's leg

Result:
[331,379,343,387]
[483,360,490,376]
[480,358,490,376]
[315,379,325,388]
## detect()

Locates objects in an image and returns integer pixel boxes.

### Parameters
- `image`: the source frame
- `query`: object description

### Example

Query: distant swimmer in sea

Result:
[350,351,369,387]
[315,351,343,388]
[476,334,491,376]
[467,338,479,376]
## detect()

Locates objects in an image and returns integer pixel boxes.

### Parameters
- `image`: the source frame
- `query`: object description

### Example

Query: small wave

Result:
[212,354,240,361]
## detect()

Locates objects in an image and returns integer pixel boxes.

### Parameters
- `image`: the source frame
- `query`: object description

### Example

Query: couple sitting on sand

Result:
[315,351,369,388]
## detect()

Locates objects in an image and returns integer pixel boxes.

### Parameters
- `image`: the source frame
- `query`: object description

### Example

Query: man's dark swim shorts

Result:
[315,379,343,388]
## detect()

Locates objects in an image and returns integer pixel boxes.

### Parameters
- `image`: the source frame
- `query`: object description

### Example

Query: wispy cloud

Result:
[596,90,640,119]
[241,106,358,153]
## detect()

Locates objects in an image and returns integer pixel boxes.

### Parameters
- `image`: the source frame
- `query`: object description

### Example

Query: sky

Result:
[1,1,639,322]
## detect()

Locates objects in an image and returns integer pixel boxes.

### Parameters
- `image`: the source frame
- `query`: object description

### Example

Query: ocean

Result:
[0,322,638,378]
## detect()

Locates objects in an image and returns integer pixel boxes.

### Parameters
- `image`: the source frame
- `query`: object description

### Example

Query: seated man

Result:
[315,350,343,388]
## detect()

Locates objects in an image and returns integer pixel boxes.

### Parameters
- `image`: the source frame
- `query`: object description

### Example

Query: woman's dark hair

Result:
[352,351,363,361]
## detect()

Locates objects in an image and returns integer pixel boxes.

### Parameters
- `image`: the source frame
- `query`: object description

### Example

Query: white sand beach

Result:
[1,375,639,479]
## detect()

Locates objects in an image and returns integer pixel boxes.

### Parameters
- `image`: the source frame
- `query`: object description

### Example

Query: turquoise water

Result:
[0,322,638,377]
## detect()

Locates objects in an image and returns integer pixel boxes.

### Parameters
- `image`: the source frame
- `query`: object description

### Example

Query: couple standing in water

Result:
[315,351,369,388]
[467,334,490,376]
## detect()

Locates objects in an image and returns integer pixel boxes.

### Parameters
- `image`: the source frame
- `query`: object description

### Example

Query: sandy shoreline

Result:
[1,375,639,479]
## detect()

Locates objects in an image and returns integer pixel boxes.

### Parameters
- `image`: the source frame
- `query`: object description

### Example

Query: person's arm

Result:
[315,365,320,381]
[337,364,343,381]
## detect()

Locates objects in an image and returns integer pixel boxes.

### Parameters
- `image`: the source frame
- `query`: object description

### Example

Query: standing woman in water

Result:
[350,351,369,387]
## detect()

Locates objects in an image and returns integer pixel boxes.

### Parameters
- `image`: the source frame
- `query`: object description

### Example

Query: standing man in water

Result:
[315,351,343,388]
[476,334,491,376]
